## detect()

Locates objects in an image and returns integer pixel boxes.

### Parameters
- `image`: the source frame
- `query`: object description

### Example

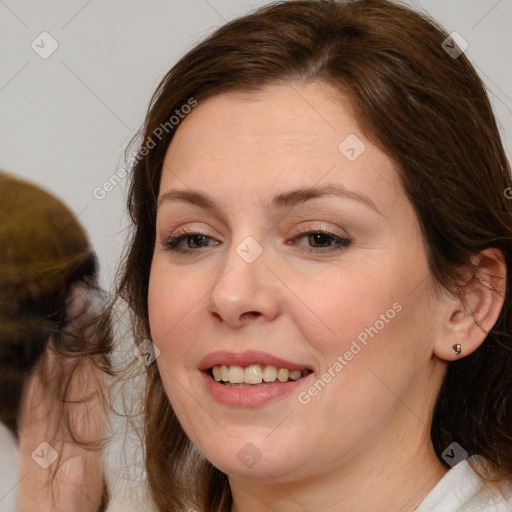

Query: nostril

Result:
[241,311,261,320]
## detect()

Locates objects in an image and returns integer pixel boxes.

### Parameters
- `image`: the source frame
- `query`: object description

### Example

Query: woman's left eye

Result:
[291,230,351,253]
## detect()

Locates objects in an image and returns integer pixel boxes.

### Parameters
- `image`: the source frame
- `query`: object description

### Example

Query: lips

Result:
[198,350,315,406]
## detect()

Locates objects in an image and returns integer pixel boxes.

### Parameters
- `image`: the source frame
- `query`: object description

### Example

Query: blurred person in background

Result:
[0,172,112,512]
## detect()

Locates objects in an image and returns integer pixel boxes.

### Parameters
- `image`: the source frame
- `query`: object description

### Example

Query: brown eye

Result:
[186,235,210,248]
[291,230,351,253]
[162,232,219,252]
[308,232,336,248]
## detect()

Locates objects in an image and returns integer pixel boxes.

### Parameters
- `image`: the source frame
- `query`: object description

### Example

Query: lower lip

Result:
[201,371,313,407]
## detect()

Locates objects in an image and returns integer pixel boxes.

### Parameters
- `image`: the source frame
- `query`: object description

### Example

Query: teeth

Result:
[228,365,244,384]
[262,365,277,382]
[210,364,311,385]
[277,368,289,382]
[244,365,263,384]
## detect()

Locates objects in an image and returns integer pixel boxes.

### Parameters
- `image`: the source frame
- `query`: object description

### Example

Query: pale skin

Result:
[148,82,506,511]
[17,283,106,512]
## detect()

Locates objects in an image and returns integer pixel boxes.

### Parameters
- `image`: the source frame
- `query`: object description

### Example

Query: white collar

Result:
[416,457,512,512]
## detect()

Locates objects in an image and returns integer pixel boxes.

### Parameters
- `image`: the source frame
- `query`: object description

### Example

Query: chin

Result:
[198,437,309,481]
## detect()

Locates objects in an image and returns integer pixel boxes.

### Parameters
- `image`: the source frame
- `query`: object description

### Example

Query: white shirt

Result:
[416,457,512,511]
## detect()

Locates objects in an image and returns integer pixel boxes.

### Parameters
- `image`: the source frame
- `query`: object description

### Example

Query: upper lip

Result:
[198,350,313,372]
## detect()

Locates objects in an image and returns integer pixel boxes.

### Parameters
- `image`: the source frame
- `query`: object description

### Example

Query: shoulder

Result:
[416,456,512,512]
[460,464,512,512]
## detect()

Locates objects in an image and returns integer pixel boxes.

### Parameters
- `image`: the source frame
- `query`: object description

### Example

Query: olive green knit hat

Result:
[0,172,95,318]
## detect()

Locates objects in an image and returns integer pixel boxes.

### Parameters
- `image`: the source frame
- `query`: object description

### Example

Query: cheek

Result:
[286,267,398,356]
[286,257,428,368]
[147,262,205,363]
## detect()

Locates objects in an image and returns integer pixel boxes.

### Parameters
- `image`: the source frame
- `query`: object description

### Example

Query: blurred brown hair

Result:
[117,1,512,510]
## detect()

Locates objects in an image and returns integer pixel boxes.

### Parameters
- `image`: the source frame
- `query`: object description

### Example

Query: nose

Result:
[206,238,281,328]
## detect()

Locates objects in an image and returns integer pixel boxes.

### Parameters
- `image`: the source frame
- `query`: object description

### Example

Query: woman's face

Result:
[148,82,447,482]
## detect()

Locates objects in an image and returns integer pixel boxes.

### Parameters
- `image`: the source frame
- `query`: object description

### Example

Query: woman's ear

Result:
[434,248,507,361]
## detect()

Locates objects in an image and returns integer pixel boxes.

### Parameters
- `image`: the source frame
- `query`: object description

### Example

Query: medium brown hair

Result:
[117,1,512,510]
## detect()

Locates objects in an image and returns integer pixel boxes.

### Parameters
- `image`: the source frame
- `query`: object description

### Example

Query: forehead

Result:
[160,82,402,211]
[166,83,361,159]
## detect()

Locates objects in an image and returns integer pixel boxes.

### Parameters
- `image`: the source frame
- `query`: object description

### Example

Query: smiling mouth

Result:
[208,364,314,386]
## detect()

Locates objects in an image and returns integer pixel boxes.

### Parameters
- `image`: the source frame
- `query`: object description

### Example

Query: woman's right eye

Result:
[161,232,219,253]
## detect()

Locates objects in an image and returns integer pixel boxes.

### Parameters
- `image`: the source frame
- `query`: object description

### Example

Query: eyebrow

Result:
[158,183,381,215]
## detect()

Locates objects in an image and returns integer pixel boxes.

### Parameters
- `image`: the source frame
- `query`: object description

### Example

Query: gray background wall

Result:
[1,0,511,291]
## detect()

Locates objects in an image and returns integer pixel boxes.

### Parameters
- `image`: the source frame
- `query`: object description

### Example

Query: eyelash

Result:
[161,227,351,254]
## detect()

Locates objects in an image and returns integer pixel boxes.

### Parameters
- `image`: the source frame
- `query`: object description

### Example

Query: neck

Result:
[229,435,447,512]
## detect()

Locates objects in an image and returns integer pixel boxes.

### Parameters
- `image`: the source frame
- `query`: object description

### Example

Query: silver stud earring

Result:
[452,343,462,356]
